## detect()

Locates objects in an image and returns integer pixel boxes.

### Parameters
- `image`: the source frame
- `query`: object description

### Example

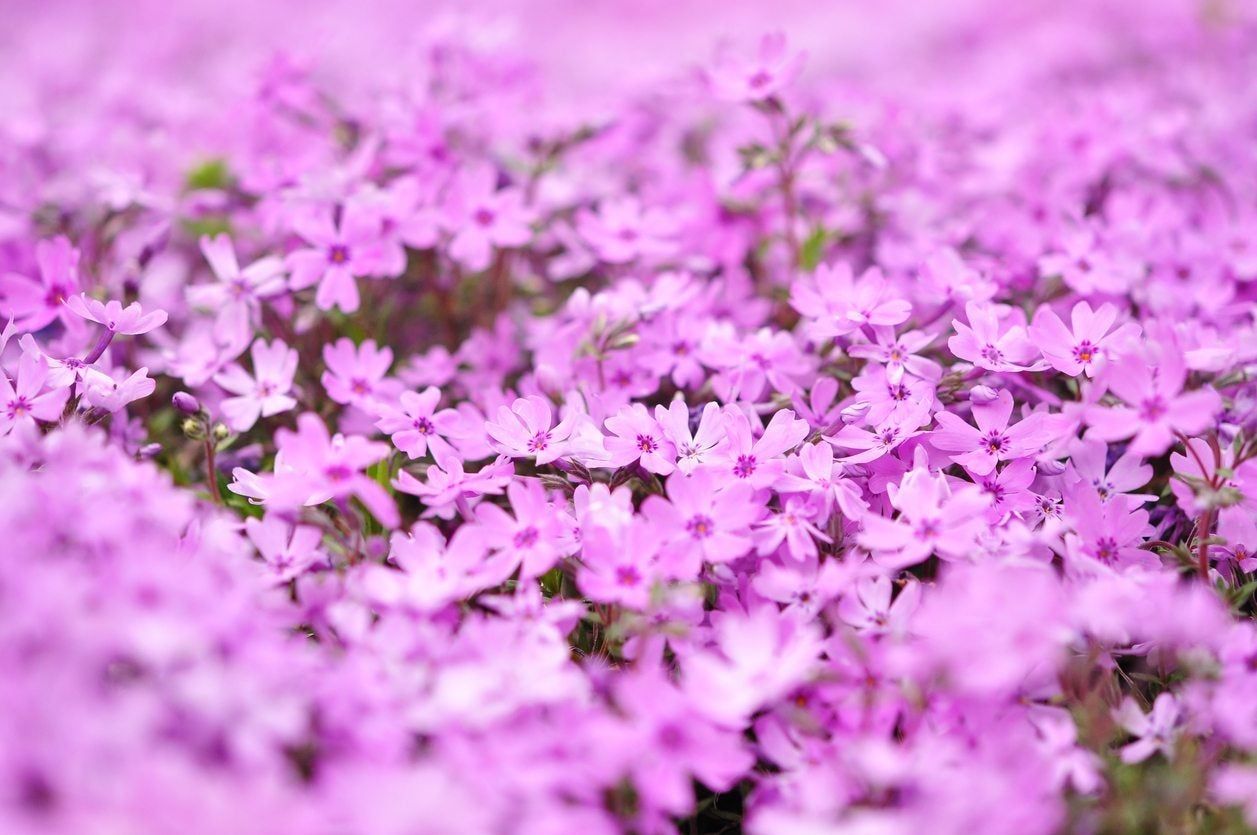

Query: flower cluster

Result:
[4,1,1257,833]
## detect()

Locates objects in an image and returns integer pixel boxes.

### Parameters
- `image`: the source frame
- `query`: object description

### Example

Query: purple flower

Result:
[0,237,82,332]
[214,339,299,431]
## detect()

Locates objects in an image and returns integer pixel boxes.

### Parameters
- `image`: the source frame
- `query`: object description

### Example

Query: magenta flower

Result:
[931,389,1065,475]
[604,403,677,475]
[214,339,299,431]
[441,165,534,271]
[1061,483,1156,573]
[485,395,576,465]
[657,401,727,474]
[0,236,81,331]
[394,449,514,520]
[1086,349,1221,456]
[81,366,155,412]
[475,479,569,578]
[577,518,662,608]
[229,412,397,527]
[714,407,809,488]
[1,351,70,434]
[642,468,763,571]
[244,515,324,583]
[322,337,395,409]
[376,387,457,460]
[774,441,868,521]
[858,458,989,568]
[189,234,285,339]
[285,205,391,313]
[790,262,912,342]
[949,302,1043,372]
[836,575,922,637]
[708,32,807,102]
[754,497,831,561]
[575,197,677,265]
[65,294,167,335]
[848,326,939,384]
[1028,301,1140,377]
[1113,694,1181,763]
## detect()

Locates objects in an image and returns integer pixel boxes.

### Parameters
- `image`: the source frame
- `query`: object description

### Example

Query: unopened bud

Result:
[840,401,872,424]
[212,422,231,442]
[137,443,163,460]
[969,385,1000,405]
[182,417,207,441]
[172,391,200,415]
[1037,458,1067,477]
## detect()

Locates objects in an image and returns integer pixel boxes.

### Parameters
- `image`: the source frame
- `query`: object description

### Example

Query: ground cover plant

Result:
[3,1,1257,832]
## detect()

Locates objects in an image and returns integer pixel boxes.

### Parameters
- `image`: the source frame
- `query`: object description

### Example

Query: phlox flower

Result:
[703,325,813,402]
[578,518,664,609]
[286,204,393,313]
[610,667,754,817]
[1028,300,1140,377]
[826,397,932,465]
[790,376,844,431]
[714,407,809,488]
[485,395,576,465]
[364,524,515,614]
[0,236,82,331]
[474,478,570,579]
[604,403,677,475]
[848,326,939,384]
[375,386,457,459]
[1,350,70,434]
[244,514,324,583]
[394,450,514,520]
[214,339,298,431]
[1086,348,1221,456]
[931,389,1066,476]
[775,441,868,521]
[968,458,1040,522]
[949,301,1043,372]
[858,456,989,568]
[229,412,397,527]
[440,165,534,271]
[189,234,285,341]
[707,32,806,102]
[836,575,922,638]
[642,467,763,572]
[754,497,831,561]
[575,196,677,264]
[656,400,727,474]
[322,337,396,410]
[1113,694,1181,763]
[790,262,911,341]
[1064,437,1152,503]
[1060,484,1156,573]
[81,366,155,413]
[65,294,167,335]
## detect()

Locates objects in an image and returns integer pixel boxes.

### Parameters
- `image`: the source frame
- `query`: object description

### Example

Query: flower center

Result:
[636,434,658,453]
[327,244,350,265]
[686,514,714,539]
[513,526,539,548]
[733,454,757,478]
[527,431,551,452]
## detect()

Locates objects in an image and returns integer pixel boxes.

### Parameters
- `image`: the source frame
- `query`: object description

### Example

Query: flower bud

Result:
[212,422,231,442]
[969,385,1000,405]
[840,401,871,424]
[172,391,200,415]
[1036,458,1068,476]
[182,417,207,441]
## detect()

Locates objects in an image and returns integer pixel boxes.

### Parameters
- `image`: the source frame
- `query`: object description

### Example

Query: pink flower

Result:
[1113,694,1181,763]
[375,387,457,459]
[65,294,167,335]
[657,400,728,475]
[754,497,831,561]
[1028,301,1140,377]
[244,514,324,583]
[322,337,395,410]
[604,403,677,475]
[1086,348,1221,456]
[949,302,1042,372]
[575,197,677,264]
[394,449,514,521]
[441,165,534,271]
[214,339,299,431]
[836,575,922,637]
[642,467,763,571]
[791,263,912,341]
[285,205,392,313]
[931,389,1066,476]
[578,518,663,609]
[1061,483,1156,573]
[474,479,569,578]
[848,326,939,384]
[713,407,809,488]
[0,351,70,434]
[774,441,868,521]
[81,366,156,412]
[858,456,989,568]
[189,234,285,332]
[708,32,806,102]
[485,395,576,465]
[0,236,81,331]
[229,412,397,527]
